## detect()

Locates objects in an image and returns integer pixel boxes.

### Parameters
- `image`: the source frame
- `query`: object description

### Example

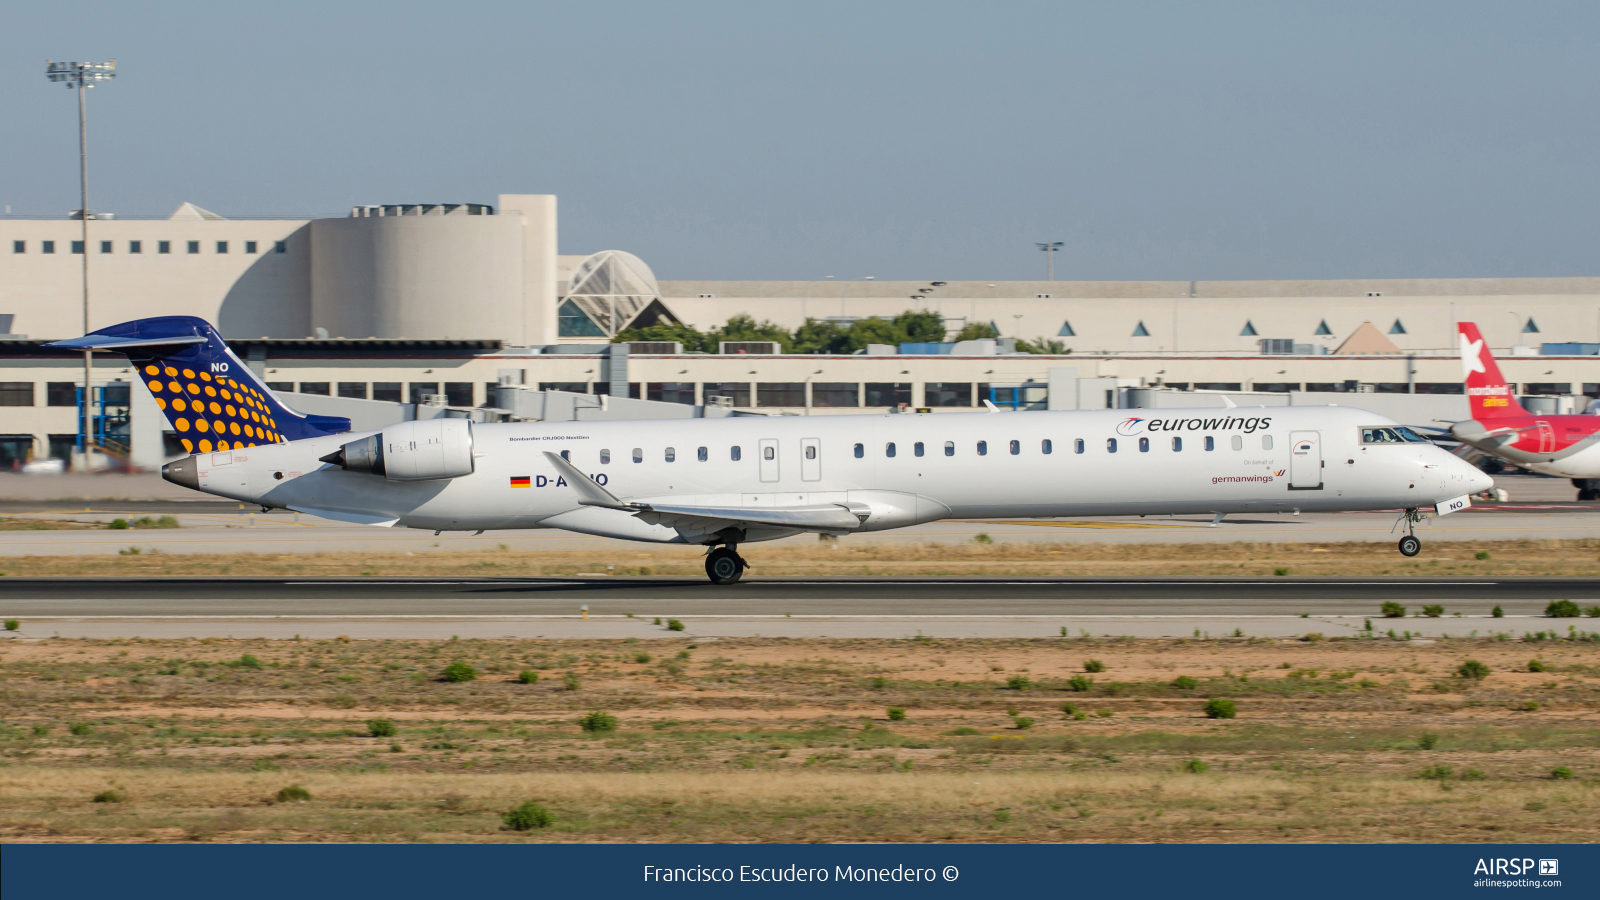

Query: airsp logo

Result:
[1539,859,1559,876]
[1115,417,1145,436]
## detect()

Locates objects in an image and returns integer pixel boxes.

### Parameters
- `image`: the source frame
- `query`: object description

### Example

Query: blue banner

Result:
[3,844,1594,899]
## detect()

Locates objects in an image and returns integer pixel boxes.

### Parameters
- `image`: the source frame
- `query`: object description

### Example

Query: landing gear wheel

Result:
[1398,535,1422,557]
[1581,489,1597,502]
[705,547,745,585]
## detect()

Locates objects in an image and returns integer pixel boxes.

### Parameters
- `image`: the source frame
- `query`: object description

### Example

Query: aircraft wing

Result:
[540,451,862,533]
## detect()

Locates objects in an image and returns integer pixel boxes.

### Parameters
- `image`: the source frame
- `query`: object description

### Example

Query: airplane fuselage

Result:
[173,405,1488,540]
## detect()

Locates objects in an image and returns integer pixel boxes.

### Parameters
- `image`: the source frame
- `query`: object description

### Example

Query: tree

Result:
[1015,337,1067,354]
[839,317,906,353]
[893,310,947,343]
[952,321,1000,341]
[791,318,846,354]
[709,314,793,352]
[612,321,710,352]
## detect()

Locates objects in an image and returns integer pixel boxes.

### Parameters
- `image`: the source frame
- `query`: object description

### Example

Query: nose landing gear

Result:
[705,545,747,585]
[1395,507,1423,557]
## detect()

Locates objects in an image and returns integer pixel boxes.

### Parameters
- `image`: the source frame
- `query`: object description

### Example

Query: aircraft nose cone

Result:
[1465,461,1494,495]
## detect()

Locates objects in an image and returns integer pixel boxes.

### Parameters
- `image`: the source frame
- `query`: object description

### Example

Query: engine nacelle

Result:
[320,418,475,482]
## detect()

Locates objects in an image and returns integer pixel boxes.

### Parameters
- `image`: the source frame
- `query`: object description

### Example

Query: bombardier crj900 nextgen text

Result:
[1450,322,1600,500]
[49,316,1494,582]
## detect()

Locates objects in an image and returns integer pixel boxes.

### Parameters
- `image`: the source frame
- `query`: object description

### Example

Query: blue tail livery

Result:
[46,316,351,453]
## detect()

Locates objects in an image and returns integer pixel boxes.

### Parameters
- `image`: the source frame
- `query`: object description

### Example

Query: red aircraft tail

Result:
[1458,322,1526,419]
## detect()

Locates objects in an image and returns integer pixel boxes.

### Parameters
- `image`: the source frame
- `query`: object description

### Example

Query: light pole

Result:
[46,58,116,469]
[1036,241,1062,281]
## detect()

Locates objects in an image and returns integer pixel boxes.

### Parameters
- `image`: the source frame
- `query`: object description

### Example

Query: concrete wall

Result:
[309,214,527,343]
[0,219,310,340]
[660,277,1600,355]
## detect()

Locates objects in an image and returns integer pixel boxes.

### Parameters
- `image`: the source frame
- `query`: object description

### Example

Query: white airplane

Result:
[50,316,1494,582]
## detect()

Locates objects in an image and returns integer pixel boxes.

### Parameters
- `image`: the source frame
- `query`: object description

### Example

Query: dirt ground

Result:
[9,537,1600,578]
[0,634,1595,843]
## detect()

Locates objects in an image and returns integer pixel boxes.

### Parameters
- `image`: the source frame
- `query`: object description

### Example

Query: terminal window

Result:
[812,383,860,407]
[297,382,329,396]
[409,383,441,404]
[274,241,287,253]
[444,383,474,406]
[864,383,911,407]
[265,382,293,392]
[46,382,77,407]
[924,382,972,407]
[129,241,141,254]
[71,241,84,254]
[0,435,35,468]
[100,241,112,253]
[540,382,589,394]
[337,382,367,399]
[0,383,36,406]
[42,241,55,254]
[158,241,170,254]
[757,383,805,407]
[245,241,257,254]
[216,241,228,254]
[11,241,22,253]
[187,241,199,254]
[372,382,402,402]
[703,382,751,407]
[647,383,695,405]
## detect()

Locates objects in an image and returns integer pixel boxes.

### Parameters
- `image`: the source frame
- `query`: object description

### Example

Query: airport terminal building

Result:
[4,192,1600,469]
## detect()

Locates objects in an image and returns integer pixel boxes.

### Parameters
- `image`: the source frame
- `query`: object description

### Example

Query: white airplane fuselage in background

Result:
[168,405,1489,542]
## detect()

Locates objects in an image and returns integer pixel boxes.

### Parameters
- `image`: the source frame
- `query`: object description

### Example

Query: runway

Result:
[1,576,1593,641]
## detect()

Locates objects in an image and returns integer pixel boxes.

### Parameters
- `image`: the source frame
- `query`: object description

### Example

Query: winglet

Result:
[542,451,640,511]
[982,399,1000,413]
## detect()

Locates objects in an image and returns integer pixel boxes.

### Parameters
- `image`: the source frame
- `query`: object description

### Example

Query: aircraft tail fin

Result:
[1457,321,1526,420]
[46,316,351,453]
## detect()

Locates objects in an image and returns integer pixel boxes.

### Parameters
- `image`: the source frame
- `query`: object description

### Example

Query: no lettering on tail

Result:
[1457,322,1525,419]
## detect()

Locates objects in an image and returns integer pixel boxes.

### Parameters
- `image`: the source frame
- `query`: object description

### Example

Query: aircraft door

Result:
[1289,430,1322,489]
[759,438,780,483]
[800,438,821,482]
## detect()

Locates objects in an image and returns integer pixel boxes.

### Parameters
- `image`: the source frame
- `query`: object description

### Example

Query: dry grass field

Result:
[7,537,1600,578]
[0,633,1596,843]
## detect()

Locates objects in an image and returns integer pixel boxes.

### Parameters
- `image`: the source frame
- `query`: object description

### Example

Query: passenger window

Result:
[805,445,817,459]
[977,440,987,456]
[763,446,775,460]
[1261,434,1273,450]
[1041,439,1052,454]
[944,441,955,456]
[854,443,864,458]
[665,447,676,462]
[1205,436,1215,451]
[1009,440,1020,455]
[632,448,643,463]
[1172,436,1182,452]
[1138,437,1149,452]
[698,446,708,462]
[1107,438,1117,453]
[731,446,742,461]
[600,449,610,464]
[1230,435,1243,451]
[914,442,924,457]
[886,442,896,458]
[561,450,570,461]
[1074,439,1085,454]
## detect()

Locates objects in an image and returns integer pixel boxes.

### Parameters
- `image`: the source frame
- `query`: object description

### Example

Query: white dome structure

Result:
[559,250,680,338]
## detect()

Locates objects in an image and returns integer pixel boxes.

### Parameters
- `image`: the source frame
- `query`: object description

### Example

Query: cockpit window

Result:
[1362,426,1429,444]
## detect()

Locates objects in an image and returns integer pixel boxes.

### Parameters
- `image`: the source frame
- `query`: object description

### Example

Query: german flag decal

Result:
[510,476,531,488]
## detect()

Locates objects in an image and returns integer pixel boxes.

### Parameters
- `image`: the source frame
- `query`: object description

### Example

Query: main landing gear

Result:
[705,546,747,585]
[1395,507,1423,557]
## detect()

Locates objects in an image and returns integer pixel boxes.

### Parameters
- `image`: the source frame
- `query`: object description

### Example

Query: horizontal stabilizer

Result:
[46,334,208,351]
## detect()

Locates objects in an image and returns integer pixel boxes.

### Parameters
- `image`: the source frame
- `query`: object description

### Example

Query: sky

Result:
[4,1,1599,282]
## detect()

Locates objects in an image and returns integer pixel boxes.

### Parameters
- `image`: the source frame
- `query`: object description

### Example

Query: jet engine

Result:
[320,418,475,482]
